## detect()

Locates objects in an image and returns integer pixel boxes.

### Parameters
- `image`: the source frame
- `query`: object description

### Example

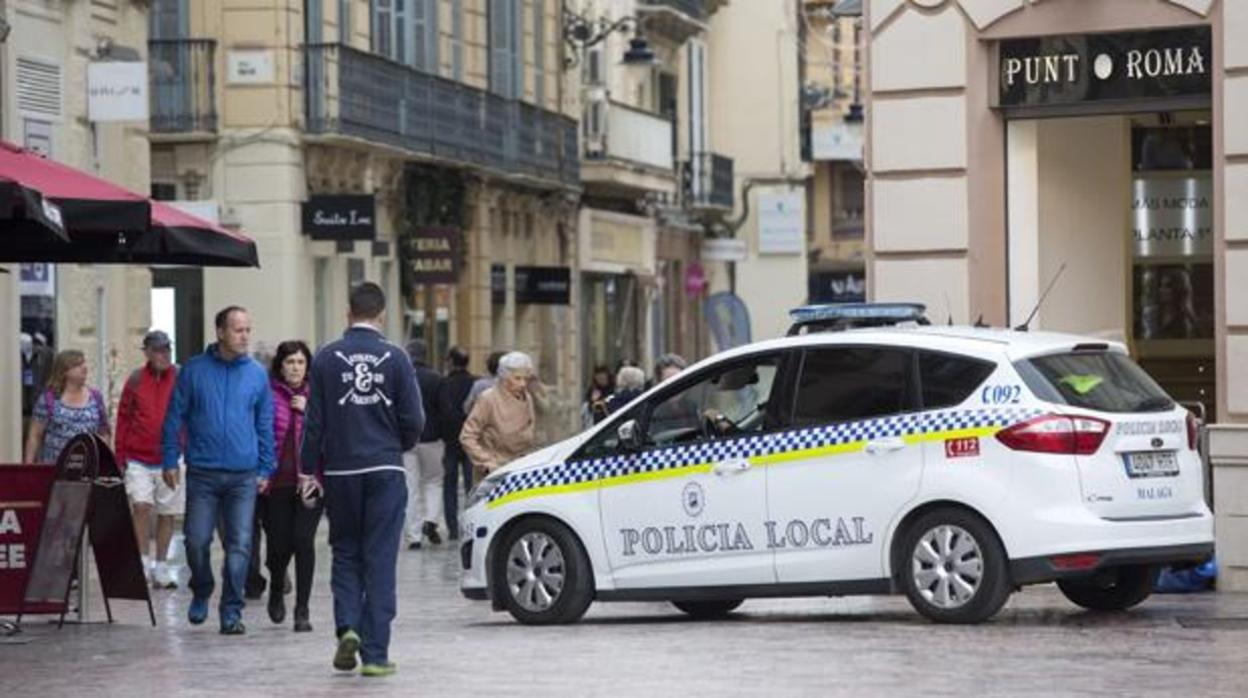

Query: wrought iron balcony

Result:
[685,151,734,211]
[638,0,706,20]
[305,43,578,186]
[149,39,218,134]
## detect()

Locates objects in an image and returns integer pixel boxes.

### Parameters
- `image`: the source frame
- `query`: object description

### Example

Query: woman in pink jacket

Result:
[261,340,321,632]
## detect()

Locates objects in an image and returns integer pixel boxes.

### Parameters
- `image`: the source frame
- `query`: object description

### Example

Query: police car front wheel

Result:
[494,518,593,625]
[898,508,1012,624]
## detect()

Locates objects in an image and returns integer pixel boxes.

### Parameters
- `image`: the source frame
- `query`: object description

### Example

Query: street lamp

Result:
[563,7,657,68]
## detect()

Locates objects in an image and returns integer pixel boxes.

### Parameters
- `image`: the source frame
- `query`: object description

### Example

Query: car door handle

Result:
[864,438,907,455]
[712,458,752,476]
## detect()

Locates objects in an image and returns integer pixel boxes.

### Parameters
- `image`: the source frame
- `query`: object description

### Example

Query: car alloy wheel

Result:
[911,524,984,610]
[506,531,566,613]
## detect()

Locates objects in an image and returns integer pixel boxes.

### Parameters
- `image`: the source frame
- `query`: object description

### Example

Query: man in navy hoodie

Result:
[300,282,423,677]
[161,305,275,635]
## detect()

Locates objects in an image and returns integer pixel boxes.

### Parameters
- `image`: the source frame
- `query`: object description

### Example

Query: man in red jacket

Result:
[117,330,182,588]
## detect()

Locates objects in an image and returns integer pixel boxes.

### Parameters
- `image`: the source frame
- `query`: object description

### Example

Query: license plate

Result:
[1124,451,1179,478]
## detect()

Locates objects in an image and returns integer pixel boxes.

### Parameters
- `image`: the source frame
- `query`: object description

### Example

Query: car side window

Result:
[919,351,996,409]
[647,354,786,448]
[791,346,912,427]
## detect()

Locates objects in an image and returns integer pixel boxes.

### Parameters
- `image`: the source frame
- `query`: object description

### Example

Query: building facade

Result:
[147,0,582,439]
[0,0,153,461]
[801,0,865,305]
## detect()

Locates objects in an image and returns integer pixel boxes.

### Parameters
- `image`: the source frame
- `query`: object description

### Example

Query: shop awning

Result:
[0,141,258,267]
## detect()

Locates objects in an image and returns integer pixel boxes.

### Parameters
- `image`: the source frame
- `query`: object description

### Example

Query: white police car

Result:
[459,327,1213,624]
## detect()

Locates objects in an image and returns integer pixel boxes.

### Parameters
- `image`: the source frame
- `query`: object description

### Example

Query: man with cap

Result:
[116,330,183,588]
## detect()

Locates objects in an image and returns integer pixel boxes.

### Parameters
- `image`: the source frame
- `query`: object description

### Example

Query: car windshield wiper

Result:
[1133,396,1174,412]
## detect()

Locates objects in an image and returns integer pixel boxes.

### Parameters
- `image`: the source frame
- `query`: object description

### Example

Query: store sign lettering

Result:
[619,517,872,557]
[0,508,28,570]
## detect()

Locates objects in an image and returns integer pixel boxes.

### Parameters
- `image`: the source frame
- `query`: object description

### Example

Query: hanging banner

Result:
[302,195,377,241]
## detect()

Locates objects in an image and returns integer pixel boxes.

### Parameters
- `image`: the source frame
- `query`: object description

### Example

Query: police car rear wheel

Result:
[900,509,1011,624]
[1056,565,1157,612]
[495,519,593,625]
[672,600,744,619]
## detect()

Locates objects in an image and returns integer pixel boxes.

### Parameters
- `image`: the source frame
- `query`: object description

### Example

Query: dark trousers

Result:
[442,441,473,537]
[185,468,256,625]
[261,487,323,611]
[325,469,406,666]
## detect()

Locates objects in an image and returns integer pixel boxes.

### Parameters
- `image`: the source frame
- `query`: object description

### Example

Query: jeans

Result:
[326,469,406,666]
[403,441,444,541]
[442,441,473,537]
[184,468,257,625]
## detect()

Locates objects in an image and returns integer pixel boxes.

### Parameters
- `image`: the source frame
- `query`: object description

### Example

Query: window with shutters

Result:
[489,0,521,98]
[372,0,438,71]
[16,57,63,121]
[532,0,546,105]
[449,0,464,81]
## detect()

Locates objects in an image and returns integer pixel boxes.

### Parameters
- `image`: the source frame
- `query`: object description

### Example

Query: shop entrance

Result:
[1006,111,1215,419]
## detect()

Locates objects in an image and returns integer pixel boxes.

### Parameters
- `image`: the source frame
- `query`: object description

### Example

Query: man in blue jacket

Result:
[300,282,423,677]
[161,305,275,635]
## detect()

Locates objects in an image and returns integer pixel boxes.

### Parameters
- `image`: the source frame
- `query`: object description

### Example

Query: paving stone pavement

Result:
[4,534,1248,697]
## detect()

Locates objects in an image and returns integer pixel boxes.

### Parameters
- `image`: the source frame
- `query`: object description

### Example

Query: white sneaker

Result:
[152,561,178,589]
[142,555,154,581]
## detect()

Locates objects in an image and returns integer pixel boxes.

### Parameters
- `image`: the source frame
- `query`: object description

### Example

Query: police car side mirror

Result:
[617,419,642,452]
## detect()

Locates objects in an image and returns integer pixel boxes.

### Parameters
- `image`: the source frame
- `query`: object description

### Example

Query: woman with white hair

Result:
[601,365,647,419]
[459,351,538,481]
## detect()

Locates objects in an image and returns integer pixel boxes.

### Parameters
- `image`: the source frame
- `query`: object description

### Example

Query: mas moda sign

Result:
[999,27,1210,109]
[302,195,376,241]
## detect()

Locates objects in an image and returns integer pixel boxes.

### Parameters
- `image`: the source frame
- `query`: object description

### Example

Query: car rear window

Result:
[919,351,996,409]
[1018,351,1174,413]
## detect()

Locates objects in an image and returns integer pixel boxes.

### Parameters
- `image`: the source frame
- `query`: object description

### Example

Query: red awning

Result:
[0,141,258,267]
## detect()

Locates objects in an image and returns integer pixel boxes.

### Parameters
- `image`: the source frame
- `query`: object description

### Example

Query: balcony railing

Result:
[149,39,217,134]
[638,0,706,20]
[305,43,578,186]
[686,151,734,210]
[584,98,674,172]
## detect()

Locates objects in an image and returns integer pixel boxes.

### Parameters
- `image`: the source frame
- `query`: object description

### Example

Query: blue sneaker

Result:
[188,597,208,625]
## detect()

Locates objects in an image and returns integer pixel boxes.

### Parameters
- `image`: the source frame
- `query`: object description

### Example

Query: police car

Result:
[460,326,1213,624]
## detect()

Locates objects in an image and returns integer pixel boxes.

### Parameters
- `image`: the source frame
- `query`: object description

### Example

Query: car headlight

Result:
[466,476,502,510]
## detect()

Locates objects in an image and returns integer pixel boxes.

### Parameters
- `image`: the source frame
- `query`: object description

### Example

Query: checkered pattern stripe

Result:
[487,407,1043,504]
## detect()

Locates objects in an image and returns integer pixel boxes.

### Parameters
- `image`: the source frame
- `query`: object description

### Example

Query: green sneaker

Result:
[333,630,360,671]
[360,662,397,678]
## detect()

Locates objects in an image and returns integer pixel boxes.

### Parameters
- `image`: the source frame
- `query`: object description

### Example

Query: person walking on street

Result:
[403,338,445,550]
[459,351,538,481]
[582,363,614,428]
[463,350,506,415]
[161,306,275,636]
[24,349,111,464]
[116,330,183,588]
[438,346,476,540]
[299,282,423,677]
[261,340,322,632]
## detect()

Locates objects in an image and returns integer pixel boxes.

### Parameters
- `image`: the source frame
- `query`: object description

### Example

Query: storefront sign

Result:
[406,228,459,284]
[999,27,1211,109]
[811,122,863,161]
[302,195,376,241]
[491,265,572,305]
[1131,176,1212,258]
[757,192,804,255]
[515,266,571,305]
[87,62,149,122]
[700,238,747,262]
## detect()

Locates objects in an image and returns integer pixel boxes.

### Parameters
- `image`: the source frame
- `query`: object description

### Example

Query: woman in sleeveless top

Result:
[24,349,111,464]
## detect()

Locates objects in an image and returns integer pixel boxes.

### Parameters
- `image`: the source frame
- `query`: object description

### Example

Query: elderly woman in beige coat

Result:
[460,351,538,481]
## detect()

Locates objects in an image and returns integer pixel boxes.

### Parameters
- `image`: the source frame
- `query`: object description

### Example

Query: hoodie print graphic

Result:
[335,350,393,407]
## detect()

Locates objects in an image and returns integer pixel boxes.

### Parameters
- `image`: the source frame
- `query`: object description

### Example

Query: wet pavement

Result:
[4,535,1248,697]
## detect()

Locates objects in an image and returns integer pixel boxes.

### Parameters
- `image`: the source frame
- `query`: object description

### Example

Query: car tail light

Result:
[1050,553,1101,571]
[1186,410,1200,451]
[995,414,1110,456]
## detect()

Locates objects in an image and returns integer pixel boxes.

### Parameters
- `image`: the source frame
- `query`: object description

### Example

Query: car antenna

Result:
[974,314,988,328]
[944,292,953,326]
[1015,262,1067,332]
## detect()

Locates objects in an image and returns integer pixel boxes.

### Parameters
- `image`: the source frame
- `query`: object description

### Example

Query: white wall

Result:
[1008,116,1130,338]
